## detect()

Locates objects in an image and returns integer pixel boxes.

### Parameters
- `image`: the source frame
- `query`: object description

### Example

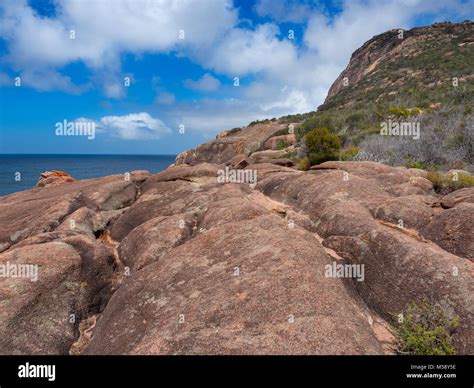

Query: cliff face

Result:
[324,21,474,106]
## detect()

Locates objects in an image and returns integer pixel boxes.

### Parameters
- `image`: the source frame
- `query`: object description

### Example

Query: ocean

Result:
[0,154,176,197]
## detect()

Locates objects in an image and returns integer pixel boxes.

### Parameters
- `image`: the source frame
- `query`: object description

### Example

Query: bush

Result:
[406,160,425,169]
[395,301,458,355]
[275,139,287,150]
[304,128,341,166]
[248,119,271,126]
[387,107,421,118]
[427,171,474,194]
[296,157,311,171]
[299,113,335,138]
[278,111,316,124]
[339,146,360,161]
[227,127,242,136]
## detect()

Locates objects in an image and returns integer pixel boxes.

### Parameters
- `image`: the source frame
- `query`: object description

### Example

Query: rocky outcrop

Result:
[35,170,77,188]
[0,235,116,355]
[421,203,474,260]
[0,171,148,253]
[85,214,385,355]
[0,158,472,355]
[257,161,473,354]
[0,171,149,354]
[264,134,296,150]
[175,122,294,166]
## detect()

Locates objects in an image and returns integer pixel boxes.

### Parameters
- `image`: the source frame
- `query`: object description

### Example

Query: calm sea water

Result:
[0,154,176,197]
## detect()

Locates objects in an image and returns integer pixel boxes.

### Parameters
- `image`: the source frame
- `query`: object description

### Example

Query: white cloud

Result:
[184,73,221,92]
[200,23,297,77]
[154,92,176,105]
[0,0,237,95]
[95,112,171,140]
[20,69,90,94]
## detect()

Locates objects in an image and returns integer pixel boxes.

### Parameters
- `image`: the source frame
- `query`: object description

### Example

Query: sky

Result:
[0,0,472,155]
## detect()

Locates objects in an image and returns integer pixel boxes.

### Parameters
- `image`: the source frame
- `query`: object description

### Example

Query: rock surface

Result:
[0,157,472,355]
[35,170,77,188]
[175,122,292,166]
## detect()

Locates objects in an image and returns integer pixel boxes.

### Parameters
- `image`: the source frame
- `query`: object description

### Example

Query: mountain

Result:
[299,21,474,169]
[324,21,474,105]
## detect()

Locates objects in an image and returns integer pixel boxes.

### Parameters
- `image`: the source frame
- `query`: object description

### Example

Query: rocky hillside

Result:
[295,21,474,169]
[324,21,474,105]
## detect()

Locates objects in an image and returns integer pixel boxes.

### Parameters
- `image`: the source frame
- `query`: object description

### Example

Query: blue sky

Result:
[0,0,472,155]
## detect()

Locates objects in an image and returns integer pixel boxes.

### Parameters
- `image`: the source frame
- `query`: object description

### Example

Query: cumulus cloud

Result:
[95,112,171,140]
[184,73,221,92]
[200,23,297,77]
[0,0,237,95]
[20,69,90,94]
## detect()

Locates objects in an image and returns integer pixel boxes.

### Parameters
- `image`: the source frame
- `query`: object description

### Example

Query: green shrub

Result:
[406,160,425,169]
[296,157,311,171]
[227,127,242,136]
[339,146,360,161]
[386,106,423,119]
[275,139,288,150]
[304,127,341,166]
[286,150,297,159]
[299,113,335,136]
[278,111,316,124]
[427,171,474,194]
[248,119,270,126]
[395,301,458,355]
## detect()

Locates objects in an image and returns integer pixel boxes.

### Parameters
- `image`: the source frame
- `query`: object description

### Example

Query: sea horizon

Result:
[0,154,176,196]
